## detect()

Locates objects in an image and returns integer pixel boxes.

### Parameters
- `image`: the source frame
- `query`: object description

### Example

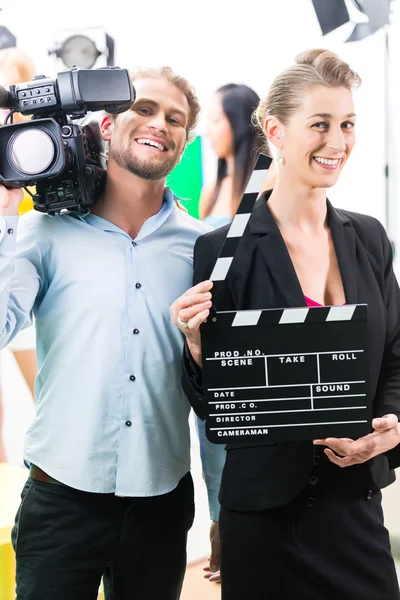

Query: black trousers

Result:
[11,472,195,600]
[219,465,400,600]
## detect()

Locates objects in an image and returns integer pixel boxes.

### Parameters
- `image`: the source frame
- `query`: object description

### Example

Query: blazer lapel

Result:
[247,194,306,308]
[226,192,358,309]
[327,201,358,304]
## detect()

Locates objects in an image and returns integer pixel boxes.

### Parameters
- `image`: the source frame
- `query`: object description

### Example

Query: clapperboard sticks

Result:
[209,303,362,328]
[201,153,371,444]
[209,153,272,307]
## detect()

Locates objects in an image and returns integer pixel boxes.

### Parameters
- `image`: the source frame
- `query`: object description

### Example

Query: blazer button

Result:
[307,497,315,508]
[313,454,321,466]
[366,489,373,500]
[309,476,318,485]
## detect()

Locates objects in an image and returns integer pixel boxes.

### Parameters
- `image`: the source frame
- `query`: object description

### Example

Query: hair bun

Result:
[295,48,337,66]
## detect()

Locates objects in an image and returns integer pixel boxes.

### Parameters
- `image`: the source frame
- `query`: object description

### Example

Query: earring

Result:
[277,154,285,165]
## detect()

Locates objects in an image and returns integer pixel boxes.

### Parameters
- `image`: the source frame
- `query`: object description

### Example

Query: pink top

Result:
[304,295,346,307]
[304,295,323,307]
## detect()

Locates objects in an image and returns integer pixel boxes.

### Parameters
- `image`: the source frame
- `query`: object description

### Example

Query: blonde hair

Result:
[129,66,200,142]
[255,49,362,153]
[0,47,36,87]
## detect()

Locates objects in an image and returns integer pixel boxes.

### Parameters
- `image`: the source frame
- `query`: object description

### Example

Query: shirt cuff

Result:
[207,489,221,522]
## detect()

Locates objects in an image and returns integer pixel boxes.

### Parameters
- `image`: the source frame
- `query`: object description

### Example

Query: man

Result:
[0,66,221,599]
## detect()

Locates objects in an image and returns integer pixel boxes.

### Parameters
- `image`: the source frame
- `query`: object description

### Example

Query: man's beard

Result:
[109,144,178,180]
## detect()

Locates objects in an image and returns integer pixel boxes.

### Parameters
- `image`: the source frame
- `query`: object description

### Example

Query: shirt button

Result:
[135,283,142,289]
[129,375,136,381]
[125,420,132,427]
[7,228,14,234]
[307,497,315,508]
[132,241,137,247]
[309,476,318,485]
[313,454,321,466]
[133,329,139,335]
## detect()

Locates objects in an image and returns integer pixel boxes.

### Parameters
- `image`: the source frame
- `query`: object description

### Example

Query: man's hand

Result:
[203,521,220,584]
[313,414,400,467]
[0,184,24,216]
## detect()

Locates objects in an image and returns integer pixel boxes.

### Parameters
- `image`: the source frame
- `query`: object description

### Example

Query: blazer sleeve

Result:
[182,232,234,420]
[374,222,400,468]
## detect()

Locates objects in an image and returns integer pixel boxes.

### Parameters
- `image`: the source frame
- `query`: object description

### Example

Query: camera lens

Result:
[9,128,56,175]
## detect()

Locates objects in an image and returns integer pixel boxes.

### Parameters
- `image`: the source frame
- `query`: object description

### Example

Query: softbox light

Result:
[346,0,391,42]
[312,0,392,41]
[312,0,350,35]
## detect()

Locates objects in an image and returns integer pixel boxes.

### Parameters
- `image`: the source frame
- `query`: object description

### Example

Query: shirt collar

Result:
[77,188,176,241]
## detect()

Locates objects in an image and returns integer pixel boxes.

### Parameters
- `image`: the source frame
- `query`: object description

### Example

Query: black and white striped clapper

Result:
[209,153,272,304]
[201,155,371,444]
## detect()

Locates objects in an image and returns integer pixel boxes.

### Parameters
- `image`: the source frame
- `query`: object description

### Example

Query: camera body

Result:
[0,67,135,214]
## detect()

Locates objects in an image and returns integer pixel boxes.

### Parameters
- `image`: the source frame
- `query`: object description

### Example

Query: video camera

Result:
[0,66,135,214]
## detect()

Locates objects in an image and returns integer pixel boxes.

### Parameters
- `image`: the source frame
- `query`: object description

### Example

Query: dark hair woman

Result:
[199,83,262,229]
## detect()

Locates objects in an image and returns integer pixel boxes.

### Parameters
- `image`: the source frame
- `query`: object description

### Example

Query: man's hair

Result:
[129,66,200,142]
[101,66,198,211]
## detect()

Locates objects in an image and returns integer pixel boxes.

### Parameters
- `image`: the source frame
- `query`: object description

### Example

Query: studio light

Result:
[0,25,16,50]
[346,0,390,42]
[312,0,391,41]
[311,0,350,35]
[48,27,115,70]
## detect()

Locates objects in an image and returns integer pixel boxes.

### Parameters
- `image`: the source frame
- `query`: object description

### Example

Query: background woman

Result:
[199,83,262,229]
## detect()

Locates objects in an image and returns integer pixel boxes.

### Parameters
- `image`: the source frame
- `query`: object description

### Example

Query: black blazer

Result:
[183,191,400,512]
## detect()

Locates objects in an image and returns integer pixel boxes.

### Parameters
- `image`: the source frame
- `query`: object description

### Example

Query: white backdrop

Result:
[1,0,400,246]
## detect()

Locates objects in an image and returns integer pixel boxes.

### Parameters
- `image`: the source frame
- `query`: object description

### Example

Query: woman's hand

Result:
[170,280,213,367]
[313,414,400,467]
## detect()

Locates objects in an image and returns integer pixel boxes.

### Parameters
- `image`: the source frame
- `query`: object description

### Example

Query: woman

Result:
[199,83,262,228]
[171,49,400,599]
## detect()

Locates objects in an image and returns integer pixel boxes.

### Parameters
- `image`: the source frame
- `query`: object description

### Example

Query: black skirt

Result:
[219,450,400,600]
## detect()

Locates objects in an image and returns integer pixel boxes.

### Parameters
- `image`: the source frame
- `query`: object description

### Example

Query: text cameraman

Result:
[0,66,221,600]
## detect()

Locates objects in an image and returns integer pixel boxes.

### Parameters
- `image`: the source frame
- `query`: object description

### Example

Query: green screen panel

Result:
[166,136,202,219]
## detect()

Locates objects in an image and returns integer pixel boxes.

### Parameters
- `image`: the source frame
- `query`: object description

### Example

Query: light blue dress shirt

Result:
[0,189,221,519]
[203,214,232,229]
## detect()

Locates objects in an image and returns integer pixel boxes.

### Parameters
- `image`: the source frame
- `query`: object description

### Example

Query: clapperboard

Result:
[201,154,371,444]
